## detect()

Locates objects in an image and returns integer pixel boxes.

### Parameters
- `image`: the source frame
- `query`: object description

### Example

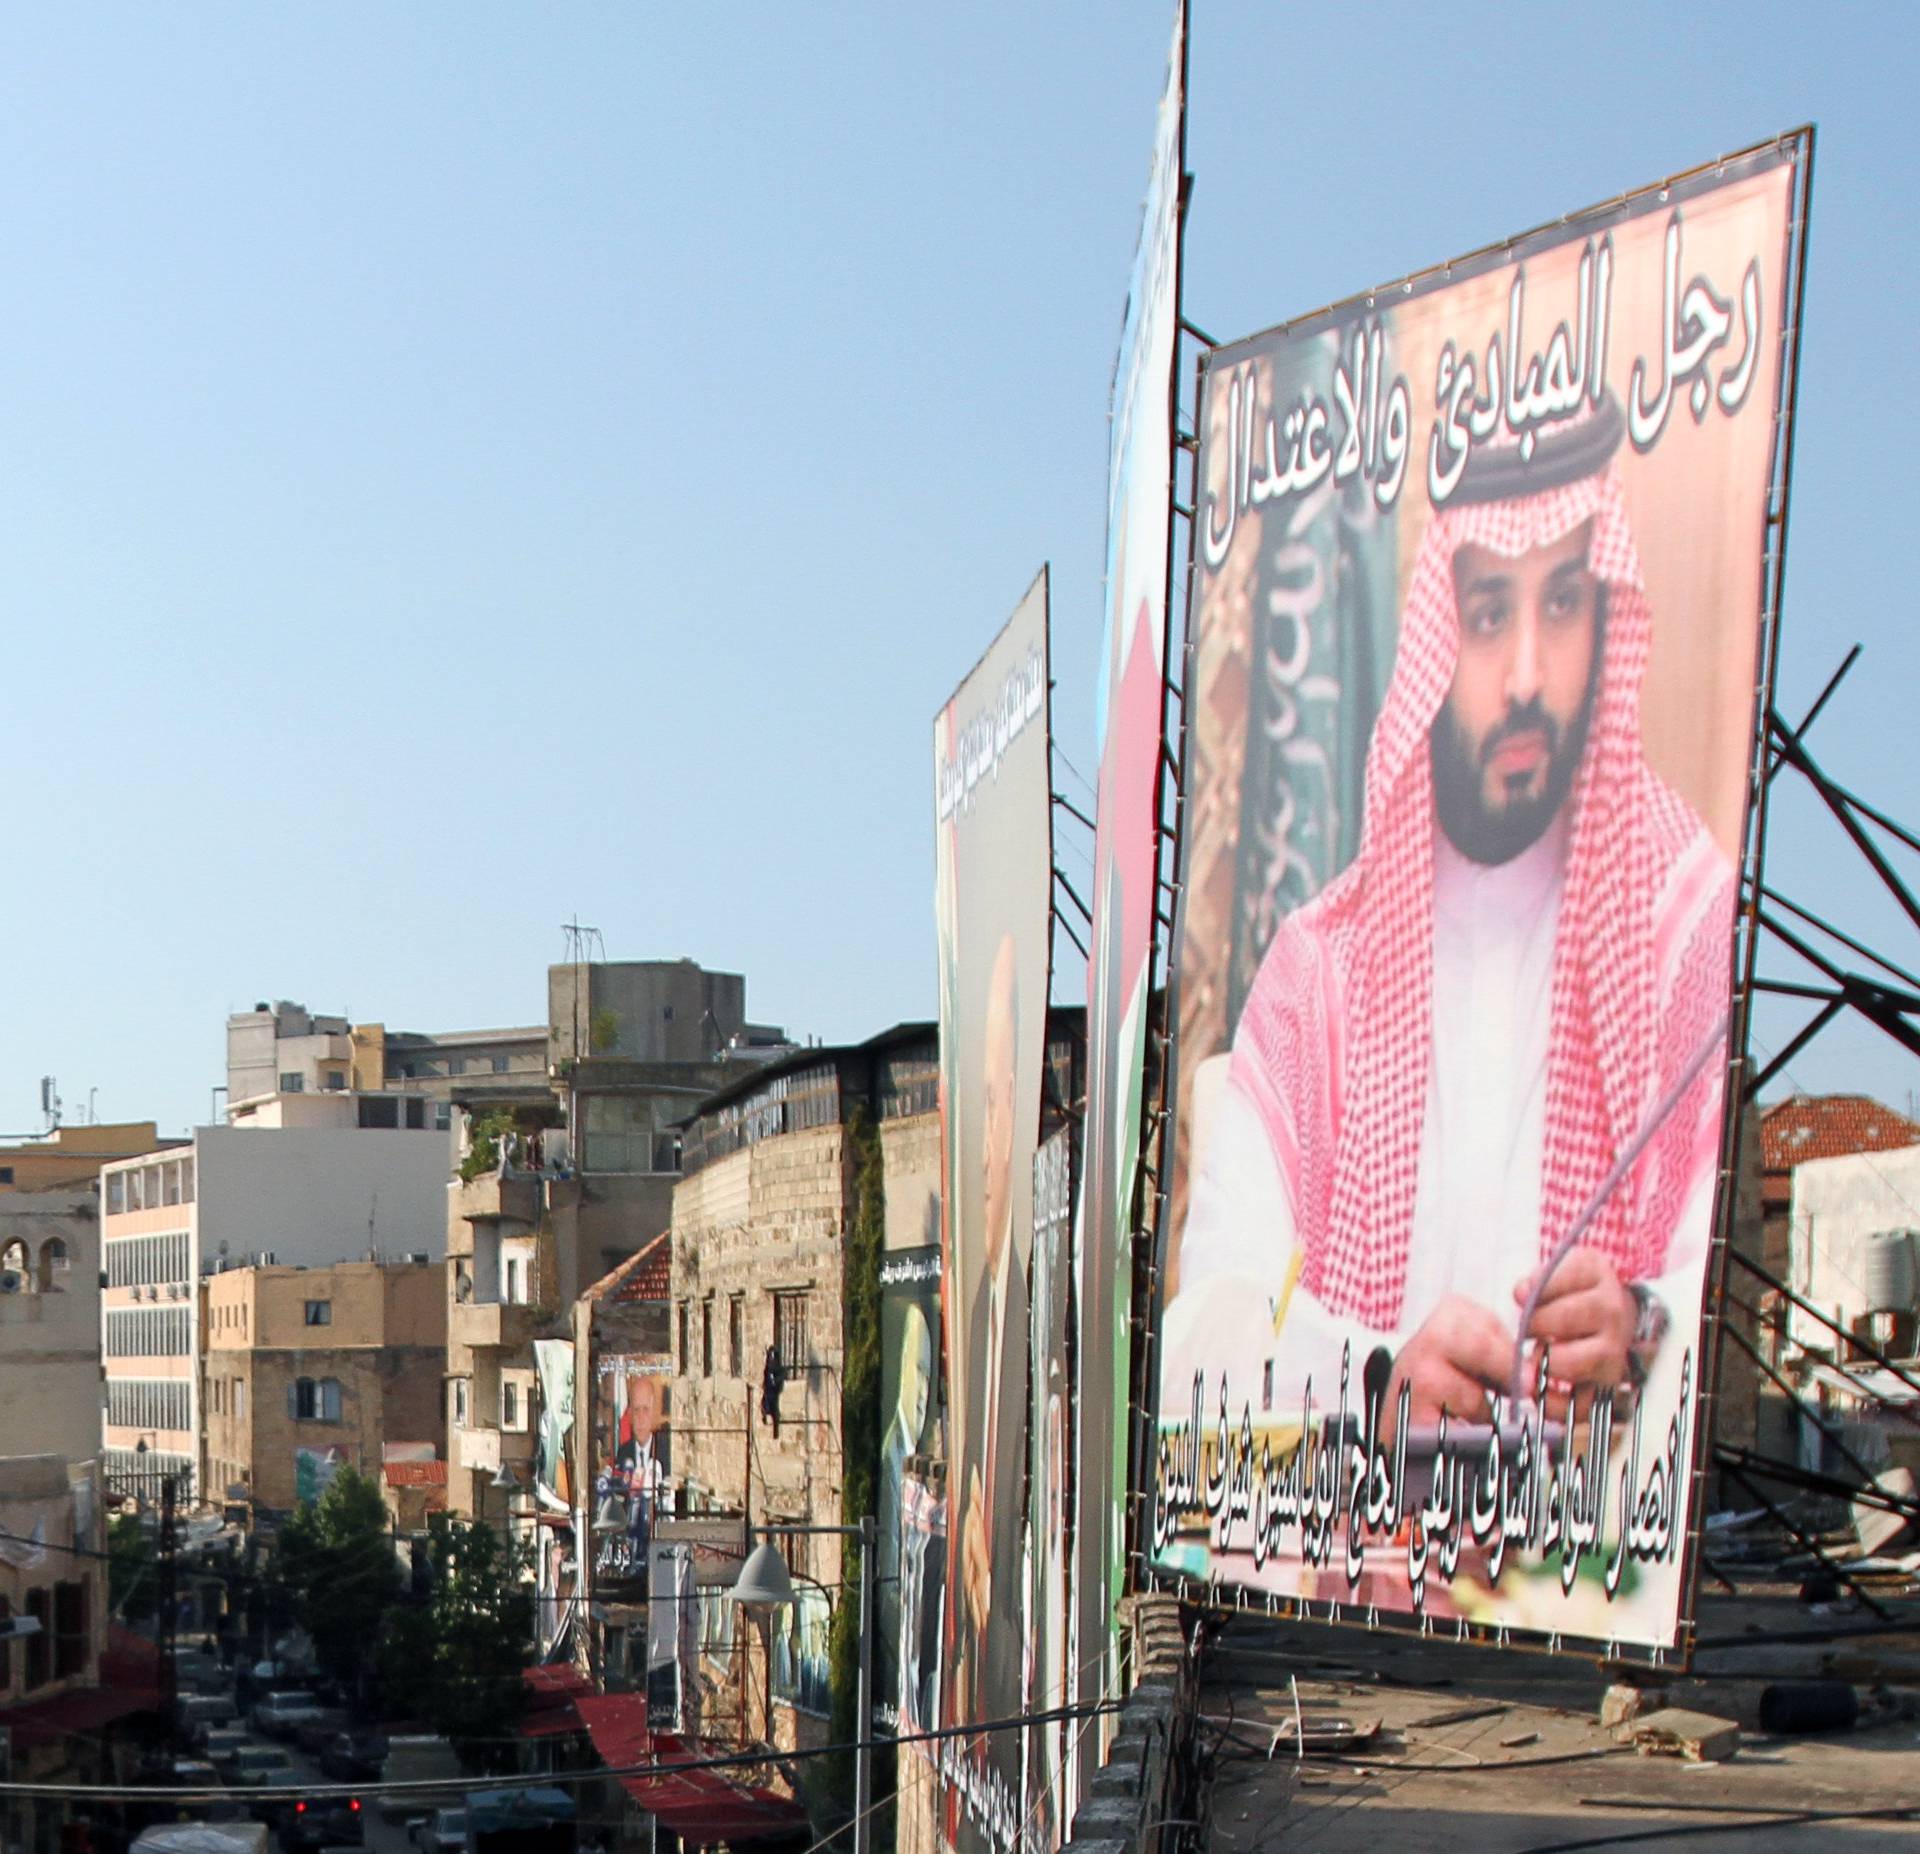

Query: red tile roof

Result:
[583,1230,672,1304]
[1759,1094,1920,1205]
[383,1460,447,1488]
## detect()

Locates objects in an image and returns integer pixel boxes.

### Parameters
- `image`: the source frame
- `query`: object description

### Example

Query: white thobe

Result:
[1172,812,1710,1413]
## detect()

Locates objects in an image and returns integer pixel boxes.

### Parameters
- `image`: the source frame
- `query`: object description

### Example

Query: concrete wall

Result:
[0,1124,162,1195]
[0,1191,102,1464]
[196,1124,450,1265]
[549,960,749,1067]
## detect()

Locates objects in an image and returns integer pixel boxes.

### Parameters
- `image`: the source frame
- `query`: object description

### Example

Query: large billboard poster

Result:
[933,570,1052,1854]
[878,1245,943,1736]
[590,1354,672,1595]
[1024,1129,1074,1854]
[1151,140,1806,1652]
[1081,0,1185,1774]
[533,1337,576,1514]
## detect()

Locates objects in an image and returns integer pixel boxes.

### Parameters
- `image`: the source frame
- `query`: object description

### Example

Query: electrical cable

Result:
[0,1693,1129,1804]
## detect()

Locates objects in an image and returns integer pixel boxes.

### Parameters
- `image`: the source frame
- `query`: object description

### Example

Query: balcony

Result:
[450,1296,543,1354]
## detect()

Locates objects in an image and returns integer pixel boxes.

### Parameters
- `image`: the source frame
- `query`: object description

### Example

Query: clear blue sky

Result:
[1,3,1914,1137]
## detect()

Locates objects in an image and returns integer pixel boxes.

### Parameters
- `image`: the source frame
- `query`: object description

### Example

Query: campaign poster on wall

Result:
[591,1354,672,1595]
[898,1467,948,1750]
[932,569,1053,1853]
[1151,137,1808,1653]
[878,1245,943,1735]
[533,1337,576,1515]
[1024,1129,1075,1854]
[1080,0,1185,1788]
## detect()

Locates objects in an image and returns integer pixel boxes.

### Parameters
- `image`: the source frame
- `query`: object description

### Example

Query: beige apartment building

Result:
[0,1122,169,1195]
[202,1258,446,1511]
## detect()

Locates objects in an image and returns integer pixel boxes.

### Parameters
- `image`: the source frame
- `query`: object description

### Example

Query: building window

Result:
[406,1098,426,1130]
[279,1073,305,1094]
[452,1379,469,1428]
[105,1173,124,1214]
[701,1299,714,1378]
[435,1102,453,1132]
[233,1380,245,1420]
[502,1382,518,1429]
[37,1239,68,1293]
[678,1302,691,1374]
[53,1581,87,1680]
[304,1300,331,1327]
[449,1057,467,1077]
[504,1259,520,1305]
[774,1292,810,1375]
[358,1096,400,1129]
[290,1378,342,1422]
[491,1054,510,1074]
[0,1166,12,1184]
[24,1589,50,1689]
[728,1295,745,1378]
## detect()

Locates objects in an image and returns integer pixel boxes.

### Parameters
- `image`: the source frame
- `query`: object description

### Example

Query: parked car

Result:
[253,1689,326,1738]
[176,1691,240,1744]
[294,1707,352,1754]
[407,1809,467,1854]
[173,1647,228,1693]
[226,1743,296,1788]
[379,1736,462,1820]
[319,1731,388,1784]
[270,1794,366,1851]
[203,1727,251,1774]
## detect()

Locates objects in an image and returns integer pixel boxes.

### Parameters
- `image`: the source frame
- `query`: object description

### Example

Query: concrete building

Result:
[1759,1093,1920,1281]
[444,958,786,1529]
[202,1257,446,1512]
[100,1119,448,1506]
[226,998,547,1120]
[0,1188,105,1467]
[0,1122,168,1195]
[666,1021,947,1756]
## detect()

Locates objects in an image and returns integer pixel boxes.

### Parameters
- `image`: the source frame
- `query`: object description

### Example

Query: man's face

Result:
[1433,519,1602,865]
[626,1375,659,1441]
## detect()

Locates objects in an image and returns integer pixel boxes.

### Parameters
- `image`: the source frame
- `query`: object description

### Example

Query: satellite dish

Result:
[0,1272,23,1295]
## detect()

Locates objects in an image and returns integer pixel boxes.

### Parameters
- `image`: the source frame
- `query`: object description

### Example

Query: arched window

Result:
[37,1239,68,1293]
[0,1240,30,1288]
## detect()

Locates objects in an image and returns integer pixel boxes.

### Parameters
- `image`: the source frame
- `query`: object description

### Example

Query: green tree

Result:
[382,1514,533,1768]
[272,1466,404,1701]
[459,1109,516,1183]
[107,1512,156,1622]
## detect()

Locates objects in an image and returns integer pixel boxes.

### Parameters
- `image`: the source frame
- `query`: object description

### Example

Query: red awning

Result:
[5,1684,156,1752]
[518,1662,590,1738]
[575,1695,809,1846]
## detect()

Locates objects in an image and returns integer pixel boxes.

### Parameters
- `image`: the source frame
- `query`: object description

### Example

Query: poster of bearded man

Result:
[1150,133,1810,1653]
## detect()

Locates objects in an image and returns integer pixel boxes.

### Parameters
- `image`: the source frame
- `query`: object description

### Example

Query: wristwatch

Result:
[1625,1283,1670,1390]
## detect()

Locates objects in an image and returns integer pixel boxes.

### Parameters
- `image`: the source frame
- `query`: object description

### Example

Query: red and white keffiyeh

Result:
[1226,462,1734,1326]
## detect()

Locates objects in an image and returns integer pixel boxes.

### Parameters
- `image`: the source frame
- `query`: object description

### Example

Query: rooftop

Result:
[1760,1094,1920,1207]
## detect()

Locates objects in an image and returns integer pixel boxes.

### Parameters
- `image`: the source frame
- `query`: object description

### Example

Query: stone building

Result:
[668,1022,941,1757]
[0,1122,167,1196]
[201,1257,446,1512]
[0,1187,104,1466]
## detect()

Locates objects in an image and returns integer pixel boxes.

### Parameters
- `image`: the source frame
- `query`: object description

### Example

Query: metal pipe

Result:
[855,1512,875,1854]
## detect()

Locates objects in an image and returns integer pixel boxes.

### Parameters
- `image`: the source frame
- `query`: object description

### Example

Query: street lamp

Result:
[728,1515,876,1854]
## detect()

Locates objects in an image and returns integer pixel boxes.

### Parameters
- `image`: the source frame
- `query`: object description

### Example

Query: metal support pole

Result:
[855,1511,875,1854]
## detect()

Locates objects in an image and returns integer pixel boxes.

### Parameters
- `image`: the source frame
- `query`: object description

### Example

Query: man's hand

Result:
[1385,1295,1512,1437]
[960,1465,990,1633]
[1514,1248,1637,1411]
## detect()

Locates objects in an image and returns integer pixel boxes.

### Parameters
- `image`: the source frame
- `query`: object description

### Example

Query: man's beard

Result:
[1431,680,1597,866]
